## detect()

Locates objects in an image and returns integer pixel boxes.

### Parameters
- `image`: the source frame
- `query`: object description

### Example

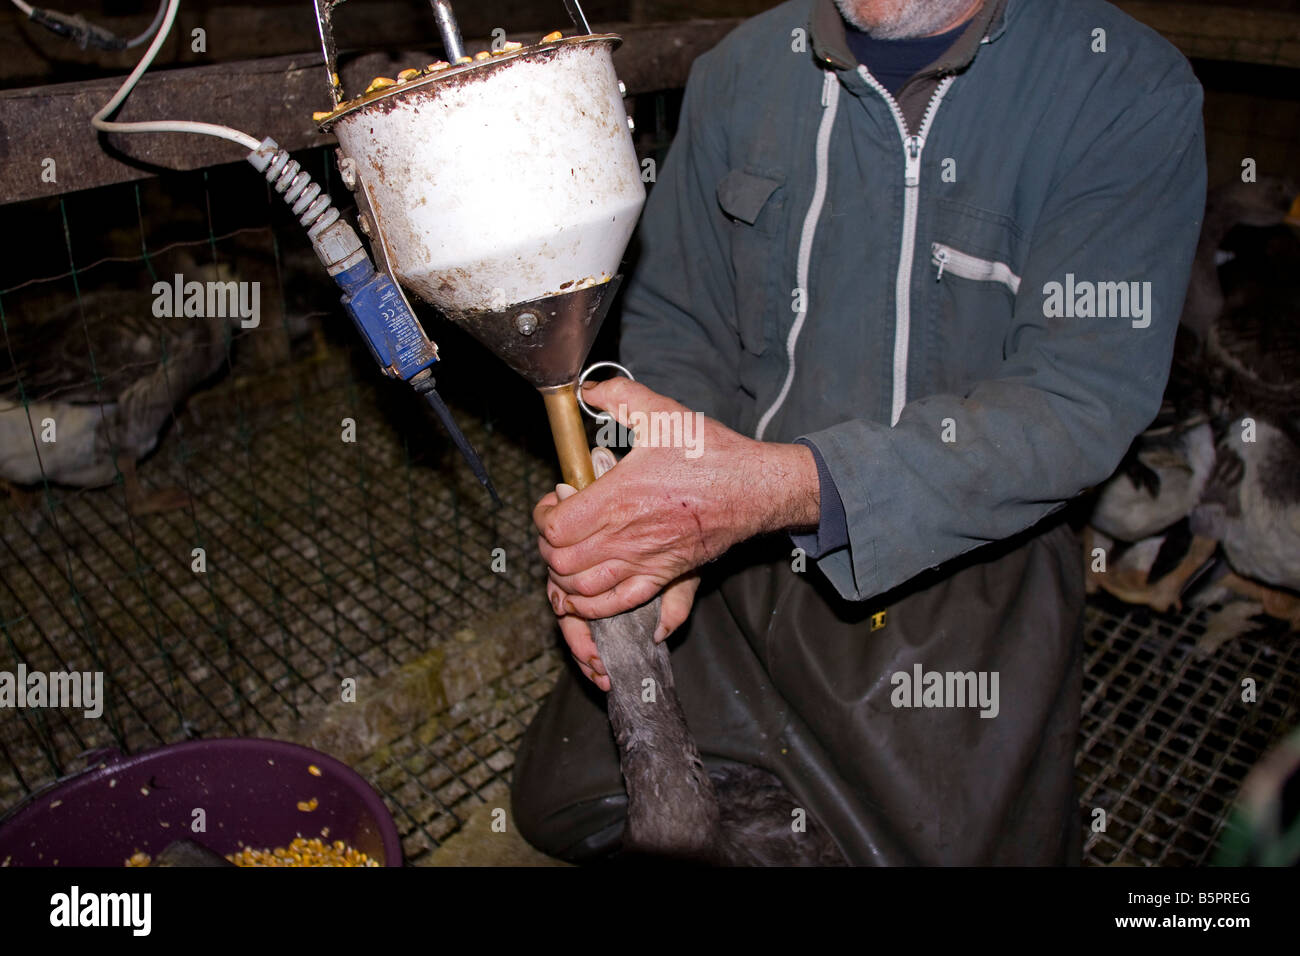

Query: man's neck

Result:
[923,0,985,37]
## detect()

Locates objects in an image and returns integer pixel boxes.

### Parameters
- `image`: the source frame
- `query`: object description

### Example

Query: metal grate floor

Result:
[359,648,562,865]
[0,347,552,810]
[1,348,1297,864]
[1078,594,1299,865]
[330,593,1300,867]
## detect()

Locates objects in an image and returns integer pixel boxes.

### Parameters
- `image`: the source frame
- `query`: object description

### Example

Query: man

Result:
[511,0,1205,864]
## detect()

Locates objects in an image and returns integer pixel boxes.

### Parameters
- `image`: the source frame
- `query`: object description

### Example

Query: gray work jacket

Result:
[619,0,1206,601]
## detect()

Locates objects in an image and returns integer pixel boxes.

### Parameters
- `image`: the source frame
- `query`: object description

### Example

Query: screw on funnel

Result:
[515,312,539,336]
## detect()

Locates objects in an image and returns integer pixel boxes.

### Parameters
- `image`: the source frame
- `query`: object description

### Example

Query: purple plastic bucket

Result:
[0,738,402,867]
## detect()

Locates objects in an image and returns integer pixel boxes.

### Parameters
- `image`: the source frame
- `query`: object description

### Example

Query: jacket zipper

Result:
[856,67,955,427]
[754,71,841,441]
[932,242,1021,293]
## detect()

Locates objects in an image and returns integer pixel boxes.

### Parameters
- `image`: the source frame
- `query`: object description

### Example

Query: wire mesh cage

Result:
[1079,595,1300,865]
[0,150,559,855]
[0,102,1297,866]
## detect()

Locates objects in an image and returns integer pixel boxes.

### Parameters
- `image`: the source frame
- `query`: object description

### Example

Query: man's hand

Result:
[533,378,820,621]
[550,572,701,691]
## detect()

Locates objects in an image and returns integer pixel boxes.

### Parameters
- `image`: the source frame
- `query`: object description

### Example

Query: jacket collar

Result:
[809,0,1011,74]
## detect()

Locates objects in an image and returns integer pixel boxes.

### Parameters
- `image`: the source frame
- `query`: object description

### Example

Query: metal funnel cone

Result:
[446,278,622,390]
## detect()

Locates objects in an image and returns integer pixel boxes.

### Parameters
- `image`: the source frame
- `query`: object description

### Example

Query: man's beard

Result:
[834,0,977,39]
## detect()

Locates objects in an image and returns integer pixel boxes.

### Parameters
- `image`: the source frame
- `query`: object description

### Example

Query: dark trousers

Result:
[512,516,1084,865]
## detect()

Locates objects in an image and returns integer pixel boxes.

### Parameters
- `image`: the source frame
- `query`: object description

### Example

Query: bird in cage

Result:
[1084,176,1300,650]
[1187,214,1300,644]
[0,256,240,516]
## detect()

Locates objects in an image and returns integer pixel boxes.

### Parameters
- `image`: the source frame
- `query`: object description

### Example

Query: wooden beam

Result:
[12,2,1291,206]
[0,1,630,87]
[8,1,1288,85]
[1115,3,1300,70]
[0,19,740,206]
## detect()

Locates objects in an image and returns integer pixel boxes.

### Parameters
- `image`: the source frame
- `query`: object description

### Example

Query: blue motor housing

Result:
[333,260,438,381]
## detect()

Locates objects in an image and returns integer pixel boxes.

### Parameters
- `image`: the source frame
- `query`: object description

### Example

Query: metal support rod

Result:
[541,383,595,490]
[312,0,344,107]
[429,0,465,63]
[563,0,592,34]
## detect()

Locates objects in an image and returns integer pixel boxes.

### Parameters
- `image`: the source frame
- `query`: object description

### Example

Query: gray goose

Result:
[558,447,845,865]
[1085,179,1300,618]
[0,273,232,514]
[1188,208,1300,633]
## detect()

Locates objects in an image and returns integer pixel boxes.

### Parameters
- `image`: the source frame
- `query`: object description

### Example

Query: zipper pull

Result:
[904,134,922,187]
[933,244,947,280]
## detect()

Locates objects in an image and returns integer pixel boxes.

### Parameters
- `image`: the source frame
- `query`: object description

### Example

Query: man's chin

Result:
[834,0,978,39]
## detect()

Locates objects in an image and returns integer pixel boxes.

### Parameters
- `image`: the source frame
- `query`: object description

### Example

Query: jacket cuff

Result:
[790,438,850,559]
[794,424,888,601]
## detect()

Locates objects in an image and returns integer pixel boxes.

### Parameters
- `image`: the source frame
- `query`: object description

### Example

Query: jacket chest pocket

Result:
[924,201,1025,392]
[717,168,787,356]
[931,243,1021,295]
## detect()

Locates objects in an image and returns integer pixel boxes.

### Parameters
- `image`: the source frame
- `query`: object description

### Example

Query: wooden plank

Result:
[1115,3,1300,69]
[10,1,1284,80]
[0,0,629,87]
[18,1,1293,207]
[0,19,740,206]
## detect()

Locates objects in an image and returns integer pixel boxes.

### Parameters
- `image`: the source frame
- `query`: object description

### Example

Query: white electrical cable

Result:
[91,0,261,152]
[126,0,169,48]
[9,0,34,17]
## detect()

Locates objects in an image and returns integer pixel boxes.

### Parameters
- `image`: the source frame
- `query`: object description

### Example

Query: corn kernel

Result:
[364,77,396,94]
[454,56,472,64]
[312,110,332,123]
[398,68,421,82]
[425,61,448,72]
[542,31,563,42]
[307,764,322,777]
[296,797,319,812]
[502,41,523,52]
[222,837,378,867]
